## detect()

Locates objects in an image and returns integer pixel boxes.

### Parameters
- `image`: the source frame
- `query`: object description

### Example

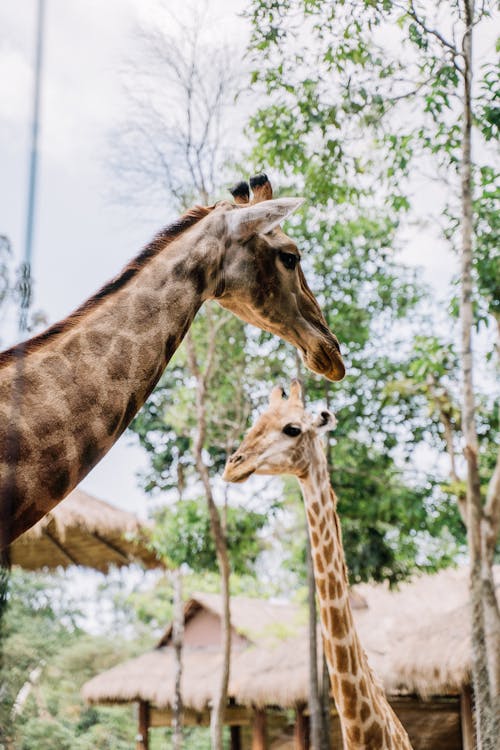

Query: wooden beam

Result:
[149,704,251,728]
[136,701,149,750]
[294,703,309,750]
[91,531,131,563]
[43,529,80,566]
[251,709,267,750]
[460,687,475,750]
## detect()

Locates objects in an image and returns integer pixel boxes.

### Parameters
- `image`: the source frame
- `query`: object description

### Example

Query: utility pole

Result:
[19,0,46,333]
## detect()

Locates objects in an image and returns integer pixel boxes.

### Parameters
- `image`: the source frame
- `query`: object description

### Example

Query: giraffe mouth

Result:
[222,465,256,483]
[222,454,256,483]
[226,468,255,483]
[303,338,345,382]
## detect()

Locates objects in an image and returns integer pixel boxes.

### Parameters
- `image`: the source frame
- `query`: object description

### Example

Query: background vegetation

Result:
[1,0,498,748]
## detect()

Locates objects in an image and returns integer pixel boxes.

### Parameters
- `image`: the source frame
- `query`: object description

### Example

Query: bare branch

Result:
[483,446,500,559]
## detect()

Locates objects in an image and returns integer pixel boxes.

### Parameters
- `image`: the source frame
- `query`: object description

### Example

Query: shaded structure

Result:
[9,488,159,572]
[82,566,499,749]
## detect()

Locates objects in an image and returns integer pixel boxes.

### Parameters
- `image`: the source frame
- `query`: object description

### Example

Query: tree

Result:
[245,1,498,746]
[0,569,138,750]
[246,0,465,584]
[387,3,499,744]
[246,0,499,745]
[112,6,253,746]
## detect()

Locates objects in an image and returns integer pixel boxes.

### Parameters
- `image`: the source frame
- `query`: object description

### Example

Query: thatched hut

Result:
[10,488,159,572]
[82,566,499,749]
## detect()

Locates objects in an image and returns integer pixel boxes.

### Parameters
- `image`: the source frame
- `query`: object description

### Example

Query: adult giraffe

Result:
[0,176,344,548]
[224,381,413,750]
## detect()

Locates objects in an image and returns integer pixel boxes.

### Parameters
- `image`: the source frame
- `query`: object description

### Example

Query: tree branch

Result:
[483,446,500,561]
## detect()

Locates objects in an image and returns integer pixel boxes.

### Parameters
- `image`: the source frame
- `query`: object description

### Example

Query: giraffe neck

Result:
[298,447,412,750]
[0,220,220,545]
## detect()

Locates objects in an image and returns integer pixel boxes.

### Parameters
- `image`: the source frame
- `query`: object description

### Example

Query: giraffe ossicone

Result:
[0,175,344,548]
[224,381,413,750]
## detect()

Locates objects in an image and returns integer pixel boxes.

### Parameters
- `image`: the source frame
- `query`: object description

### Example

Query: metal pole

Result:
[20,0,46,333]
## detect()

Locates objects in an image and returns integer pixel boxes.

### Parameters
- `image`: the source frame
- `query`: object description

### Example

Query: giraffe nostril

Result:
[230,453,244,465]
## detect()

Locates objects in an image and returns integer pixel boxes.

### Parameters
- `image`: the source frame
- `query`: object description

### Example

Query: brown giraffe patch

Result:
[327,577,337,601]
[306,510,317,527]
[107,359,131,382]
[86,330,110,356]
[349,643,359,674]
[334,644,349,673]
[359,700,371,724]
[329,605,346,638]
[315,553,325,574]
[317,577,326,599]
[341,678,358,719]
[323,539,333,561]
[363,720,384,748]
[346,725,361,744]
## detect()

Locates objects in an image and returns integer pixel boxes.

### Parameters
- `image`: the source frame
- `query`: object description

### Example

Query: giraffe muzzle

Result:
[223,451,255,483]
[304,335,345,382]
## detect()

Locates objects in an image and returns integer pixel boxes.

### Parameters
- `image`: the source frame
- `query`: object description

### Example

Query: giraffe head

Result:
[207,174,345,381]
[223,379,336,482]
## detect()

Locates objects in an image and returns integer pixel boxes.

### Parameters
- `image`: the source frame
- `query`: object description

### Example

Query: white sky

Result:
[0,0,248,518]
[0,0,495,524]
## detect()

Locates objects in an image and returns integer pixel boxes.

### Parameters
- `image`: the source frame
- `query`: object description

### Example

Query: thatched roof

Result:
[82,565,500,709]
[358,566,499,697]
[83,594,314,710]
[10,488,160,572]
[158,592,305,647]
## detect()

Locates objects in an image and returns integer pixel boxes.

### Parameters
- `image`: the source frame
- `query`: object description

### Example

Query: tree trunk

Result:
[460,2,499,745]
[186,327,231,750]
[207,504,231,750]
[171,568,184,750]
[319,653,331,750]
[306,531,322,750]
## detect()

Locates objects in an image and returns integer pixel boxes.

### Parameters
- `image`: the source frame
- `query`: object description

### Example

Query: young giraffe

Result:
[0,176,345,549]
[224,381,413,750]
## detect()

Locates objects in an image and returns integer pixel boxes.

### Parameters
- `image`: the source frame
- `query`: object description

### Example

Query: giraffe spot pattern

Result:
[341,678,358,719]
[329,605,346,638]
[359,700,371,724]
[347,725,361,744]
[363,720,384,748]
[335,644,349,673]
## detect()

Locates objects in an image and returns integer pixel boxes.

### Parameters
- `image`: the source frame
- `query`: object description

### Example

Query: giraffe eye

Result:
[283,424,301,437]
[278,251,299,270]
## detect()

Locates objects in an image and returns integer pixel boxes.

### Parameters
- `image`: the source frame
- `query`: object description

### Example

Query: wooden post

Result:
[294,703,310,750]
[460,687,475,750]
[251,708,267,750]
[230,724,242,750]
[136,700,150,750]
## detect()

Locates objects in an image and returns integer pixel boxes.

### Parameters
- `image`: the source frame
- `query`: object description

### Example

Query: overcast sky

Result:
[0,0,249,517]
[0,1,494,521]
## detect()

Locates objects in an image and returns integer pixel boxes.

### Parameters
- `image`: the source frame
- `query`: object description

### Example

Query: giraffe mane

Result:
[0,205,213,368]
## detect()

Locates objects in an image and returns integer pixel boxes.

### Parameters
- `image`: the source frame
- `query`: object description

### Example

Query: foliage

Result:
[244,6,463,584]
[1,570,138,750]
[148,497,269,574]
[131,308,252,490]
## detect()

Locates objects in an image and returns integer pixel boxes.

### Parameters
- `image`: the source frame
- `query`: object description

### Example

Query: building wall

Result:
[183,608,248,650]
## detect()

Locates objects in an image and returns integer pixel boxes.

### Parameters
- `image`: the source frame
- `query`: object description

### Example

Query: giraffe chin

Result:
[222,466,255,484]
[303,345,345,382]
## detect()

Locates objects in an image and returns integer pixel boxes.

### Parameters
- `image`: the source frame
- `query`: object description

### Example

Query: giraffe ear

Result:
[225,198,304,241]
[314,410,337,434]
